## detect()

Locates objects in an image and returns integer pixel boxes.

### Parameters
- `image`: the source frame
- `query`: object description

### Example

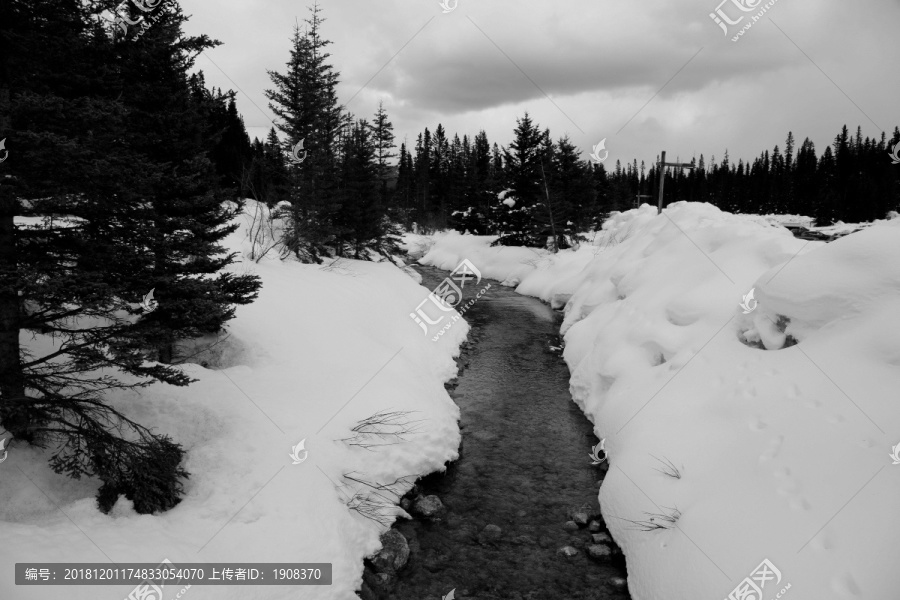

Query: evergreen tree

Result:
[414,128,432,229]
[370,100,396,208]
[495,112,545,246]
[115,2,261,365]
[266,2,345,261]
[430,124,451,227]
[0,0,259,514]
[817,146,838,225]
[551,135,596,235]
[394,142,415,228]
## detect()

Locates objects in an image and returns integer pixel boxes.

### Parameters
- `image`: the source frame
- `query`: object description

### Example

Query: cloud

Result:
[182,0,900,167]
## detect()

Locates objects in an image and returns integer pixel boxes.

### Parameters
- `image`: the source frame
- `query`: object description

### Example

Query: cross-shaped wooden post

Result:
[657,151,696,214]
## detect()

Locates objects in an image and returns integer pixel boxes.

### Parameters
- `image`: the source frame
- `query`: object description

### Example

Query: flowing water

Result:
[373,265,631,600]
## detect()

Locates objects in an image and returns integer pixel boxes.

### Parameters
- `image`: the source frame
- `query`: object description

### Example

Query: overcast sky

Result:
[178,0,900,169]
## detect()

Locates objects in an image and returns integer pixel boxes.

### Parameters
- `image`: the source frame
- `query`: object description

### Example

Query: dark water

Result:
[384,265,630,600]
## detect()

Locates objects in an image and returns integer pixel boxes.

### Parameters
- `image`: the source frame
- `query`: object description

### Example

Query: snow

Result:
[497,189,516,208]
[418,202,900,600]
[1,202,467,600]
[7,198,898,599]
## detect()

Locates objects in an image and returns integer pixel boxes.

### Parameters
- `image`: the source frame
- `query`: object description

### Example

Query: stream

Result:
[363,264,631,600]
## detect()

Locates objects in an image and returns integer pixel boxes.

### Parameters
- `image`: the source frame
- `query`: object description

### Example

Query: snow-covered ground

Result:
[1,202,467,600]
[5,200,898,600]
[417,202,900,600]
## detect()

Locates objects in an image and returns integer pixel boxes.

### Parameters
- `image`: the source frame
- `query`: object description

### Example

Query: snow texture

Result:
[1,202,467,600]
[419,201,900,600]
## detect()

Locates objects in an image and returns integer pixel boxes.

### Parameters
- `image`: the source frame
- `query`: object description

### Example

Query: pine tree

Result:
[370,101,396,208]
[783,132,796,214]
[266,3,345,261]
[817,146,838,225]
[414,128,432,229]
[113,2,261,365]
[395,142,415,227]
[495,113,545,246]
[0,0,262,513]
[550,135,595,235]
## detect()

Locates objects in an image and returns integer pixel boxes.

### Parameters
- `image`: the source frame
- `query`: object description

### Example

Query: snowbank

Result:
[1,202,467,600]
[419,202,900,600]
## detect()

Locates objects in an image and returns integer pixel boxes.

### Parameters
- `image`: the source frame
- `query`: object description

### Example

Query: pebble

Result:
[563,520,579,532]
[591,532,613,545]
[412,495,445,519]
[586,544,612,560]
[371,530,409,573]
[477,524,502,545]
[511,535,536,545]
[556,545,579,557]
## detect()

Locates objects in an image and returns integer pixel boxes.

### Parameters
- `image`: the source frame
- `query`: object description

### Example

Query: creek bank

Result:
[359,264,630,600]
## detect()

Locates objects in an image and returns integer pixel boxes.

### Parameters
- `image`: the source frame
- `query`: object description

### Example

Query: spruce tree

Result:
[112,2,261,365]
[414,128,432,228]
[0,0,261,513]
[266,2,345,261]
[370,100,397,209]
[495,113,545,246]
[395,142,415,227]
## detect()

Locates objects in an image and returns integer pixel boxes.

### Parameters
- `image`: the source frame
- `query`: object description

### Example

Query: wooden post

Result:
[635,194,653,208]
[657,151,666,214]
[657,151,695,214]
[539,160,557,253]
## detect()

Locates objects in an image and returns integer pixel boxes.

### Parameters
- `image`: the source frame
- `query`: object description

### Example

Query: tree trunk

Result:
[158,342,174,364]
[0,187,27,438]
[0,19,29,439]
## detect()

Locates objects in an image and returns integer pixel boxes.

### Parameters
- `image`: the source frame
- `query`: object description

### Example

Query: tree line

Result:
[252,92,900,251]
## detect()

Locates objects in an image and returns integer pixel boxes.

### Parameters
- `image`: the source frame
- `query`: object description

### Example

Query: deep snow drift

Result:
[417,203,900,600]
[1,202,467,600]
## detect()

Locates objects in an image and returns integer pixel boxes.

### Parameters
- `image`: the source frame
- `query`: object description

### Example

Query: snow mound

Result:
[739,222,900,348]
[1,200,466,600]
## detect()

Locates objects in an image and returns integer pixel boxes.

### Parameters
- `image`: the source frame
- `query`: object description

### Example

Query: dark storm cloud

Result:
[181,0,900,166]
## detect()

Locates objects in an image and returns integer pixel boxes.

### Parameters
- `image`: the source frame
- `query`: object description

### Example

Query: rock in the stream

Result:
[478,524,502,545]
[363,569,395,595]
[412,495,445,519]
[573,511,590,527]
[609,576,628,589]
[371,530,409,573]
[587,544,612,560]
[511,535,536,546]
[588,520,602,532]
[395,522,420,555]
[358,581,377,600]
[591,532,613,545]
[556,545,579,558]
[569,503,592,526]
[563,520,579,532]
